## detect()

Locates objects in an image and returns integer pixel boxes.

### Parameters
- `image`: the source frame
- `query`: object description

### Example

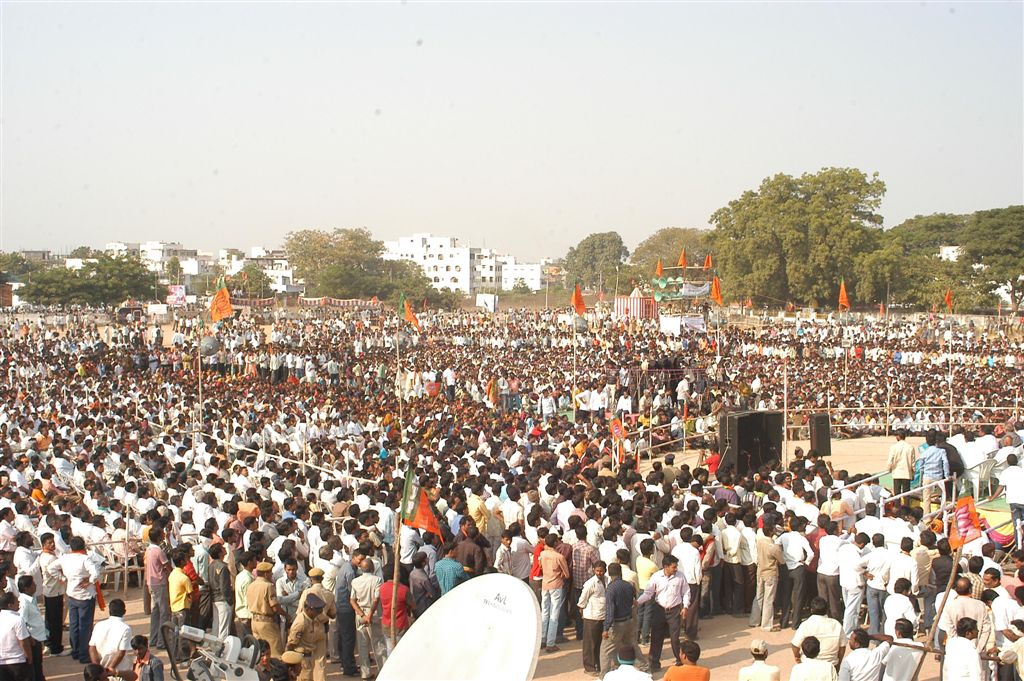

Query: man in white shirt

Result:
[636,555,689,672]
[791,597,846,666]
[838,533,870,636]
[777,517,814,629]
[16,576,46,677]
[863,534,891,637]
[882,618,924,681]
[816,522,844,621]
[883,579,918,637]
[838,628,894,681]
[888,538,919,596]
[738,638,781,681]
[943,617,983,681]
[989,454,1024,541]
[88,598,133,673]
[46,536,100,663]
[0,592,31,675]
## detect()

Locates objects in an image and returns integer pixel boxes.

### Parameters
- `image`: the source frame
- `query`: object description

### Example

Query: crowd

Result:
[0,308,1022,681]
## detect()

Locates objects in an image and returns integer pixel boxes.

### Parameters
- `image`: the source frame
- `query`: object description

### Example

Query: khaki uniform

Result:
[287,610,328,681]
[247,577,283,657]
[298,584,337,620]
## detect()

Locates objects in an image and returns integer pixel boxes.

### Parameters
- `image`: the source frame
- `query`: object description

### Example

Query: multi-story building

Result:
[383,233,544,295]
[383,233,475,293]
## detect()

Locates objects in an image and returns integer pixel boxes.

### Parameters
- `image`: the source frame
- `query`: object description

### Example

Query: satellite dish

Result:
[657,278,667,289]
[199,337,221,357]
[654,291,664,302]
[378,574,540,681]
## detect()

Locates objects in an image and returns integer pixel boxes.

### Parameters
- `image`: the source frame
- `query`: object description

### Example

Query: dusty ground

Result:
[42,435,942,681]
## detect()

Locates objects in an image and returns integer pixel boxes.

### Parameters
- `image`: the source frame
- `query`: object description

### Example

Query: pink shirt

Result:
[145,544,170,586]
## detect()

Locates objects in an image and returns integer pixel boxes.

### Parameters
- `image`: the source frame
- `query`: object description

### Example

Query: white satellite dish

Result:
[378,573,540,681]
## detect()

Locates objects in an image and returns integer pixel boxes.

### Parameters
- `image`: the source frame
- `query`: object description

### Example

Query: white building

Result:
[383,233,475,294]
[384,233,544,295]
[498,256,543,292]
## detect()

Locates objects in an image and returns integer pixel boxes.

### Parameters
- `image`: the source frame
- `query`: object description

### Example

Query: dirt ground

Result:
[41,435,942,681]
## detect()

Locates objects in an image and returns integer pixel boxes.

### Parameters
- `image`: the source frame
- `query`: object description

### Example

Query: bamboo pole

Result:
[913,544,964,681]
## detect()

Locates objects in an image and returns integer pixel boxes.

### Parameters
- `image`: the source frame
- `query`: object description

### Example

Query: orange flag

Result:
[677,249,687,269]
[210,276,233,322]
[944,289,953,312]
[745,298,753,309]
[400,293,421,331]
[879,302,885,316]
[571,283,587,316]
[838,279,851,310]
[655,259,664,277]
[710,276,724,305]
[702,254,713,270]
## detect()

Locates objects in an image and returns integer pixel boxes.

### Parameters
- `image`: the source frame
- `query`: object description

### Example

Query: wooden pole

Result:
[912,544,964,681]
[783,360,789,467]
[389,507,401,646]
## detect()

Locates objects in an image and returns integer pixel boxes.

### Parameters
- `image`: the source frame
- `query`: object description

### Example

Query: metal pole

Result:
[783,360,789,467]
[885,382,892,438]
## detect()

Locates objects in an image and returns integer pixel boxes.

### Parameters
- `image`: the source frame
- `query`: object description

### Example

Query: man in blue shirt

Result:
[919,430,949,514]
[333,552,361,678]
[600,563,649,676]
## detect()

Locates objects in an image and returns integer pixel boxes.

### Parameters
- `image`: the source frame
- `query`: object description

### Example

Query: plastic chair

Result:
[962,459,997,500]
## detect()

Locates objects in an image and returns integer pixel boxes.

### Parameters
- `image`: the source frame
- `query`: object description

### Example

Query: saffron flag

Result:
[399,293,421,331]
[949,496,983,549]
[702,254,713,270]
[838,279,851,310]
[571,283,586,316]
[710,276,724,306]
[210,276,233,322]
[944,289,953,312]
[745,298,753,309]
[677,249,687,269]
[401,467,441,536]
[879,302,885,316]
[655,259,664,278]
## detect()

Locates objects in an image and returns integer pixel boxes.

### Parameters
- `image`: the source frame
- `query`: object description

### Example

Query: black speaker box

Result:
[809,413,832,457]
[717,410,784,476]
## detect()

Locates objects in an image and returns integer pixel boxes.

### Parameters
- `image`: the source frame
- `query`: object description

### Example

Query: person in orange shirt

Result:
[663,641,710,681]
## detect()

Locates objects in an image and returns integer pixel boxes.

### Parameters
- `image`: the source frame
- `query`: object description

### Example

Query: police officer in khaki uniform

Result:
[248,562,286,657]
[298,568,337,621]
[286,593,328,681]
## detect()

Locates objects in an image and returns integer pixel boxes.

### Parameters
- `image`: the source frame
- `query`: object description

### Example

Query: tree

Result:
[960,205,1024,314]
[164,256,183,284]
[0,252,37,284]
[561,231,629,290]
[19,254,152,305]
[630,227,710,276]
[511,278,531,294]
[884,213,967,256]
[235,263,273,297]
[284,228,383,295]
[710,168,885,306]
[68,245,98,259]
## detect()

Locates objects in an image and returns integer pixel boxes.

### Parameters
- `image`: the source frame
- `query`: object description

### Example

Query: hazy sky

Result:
[2,2,1021,261]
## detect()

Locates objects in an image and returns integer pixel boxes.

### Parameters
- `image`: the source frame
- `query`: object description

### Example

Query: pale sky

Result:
[2,1,1021,261]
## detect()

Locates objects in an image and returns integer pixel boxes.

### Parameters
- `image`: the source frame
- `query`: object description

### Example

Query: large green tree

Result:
[884,213,967,256]
[0,252,37,283]
[19,254,153,305]
[561,231,629,290]
[630,227,710,276]
[284,228,383,295]
[710,168,885,306]
[960,205,1024,314]
[235,263,274,297]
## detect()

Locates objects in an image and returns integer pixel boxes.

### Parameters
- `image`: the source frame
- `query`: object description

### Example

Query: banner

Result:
[677,282,711,298]
[166,285,186,306]
[229,296,275,308]
[298,297,383,309]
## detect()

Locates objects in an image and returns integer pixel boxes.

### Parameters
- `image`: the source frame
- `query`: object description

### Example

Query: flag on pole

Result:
[944,289,953,312]
[838,279,851,310]
[210,276,233,322]
[745,298,753,309]
[655,259,664,278]
[702,254,713,270]
[710,276,724,306]
[399,293,421,331]
[422,297,428,312]
[677,249,687,269]
[400,466,441,535]
[948,496,983,549]
[879,302,885,317]
[571,283,587,316]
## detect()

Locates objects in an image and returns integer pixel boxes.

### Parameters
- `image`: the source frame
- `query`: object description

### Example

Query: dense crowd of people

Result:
[0,307,1022,681]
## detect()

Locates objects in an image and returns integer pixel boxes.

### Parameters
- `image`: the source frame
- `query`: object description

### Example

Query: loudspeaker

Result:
[717,410,784,476]
[809,413,832,456]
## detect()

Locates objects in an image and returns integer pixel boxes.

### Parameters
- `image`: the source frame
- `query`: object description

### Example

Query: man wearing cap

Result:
[278,650,305,681]
[248,562,286,658]
[298,568,336,656]
[286,593,328,681]
[739,639,780,681]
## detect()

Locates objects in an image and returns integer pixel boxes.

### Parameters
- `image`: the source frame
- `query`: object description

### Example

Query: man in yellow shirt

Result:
[636,538,660,646]
[167,549,194,657]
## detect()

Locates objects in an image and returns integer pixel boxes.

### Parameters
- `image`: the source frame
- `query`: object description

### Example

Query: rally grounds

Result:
[39,435,946,681]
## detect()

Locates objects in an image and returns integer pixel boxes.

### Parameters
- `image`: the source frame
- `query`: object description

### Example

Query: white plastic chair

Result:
[962,459,997,499]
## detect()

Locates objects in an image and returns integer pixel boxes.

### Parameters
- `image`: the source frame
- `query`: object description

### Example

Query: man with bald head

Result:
[940,577,993,652]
